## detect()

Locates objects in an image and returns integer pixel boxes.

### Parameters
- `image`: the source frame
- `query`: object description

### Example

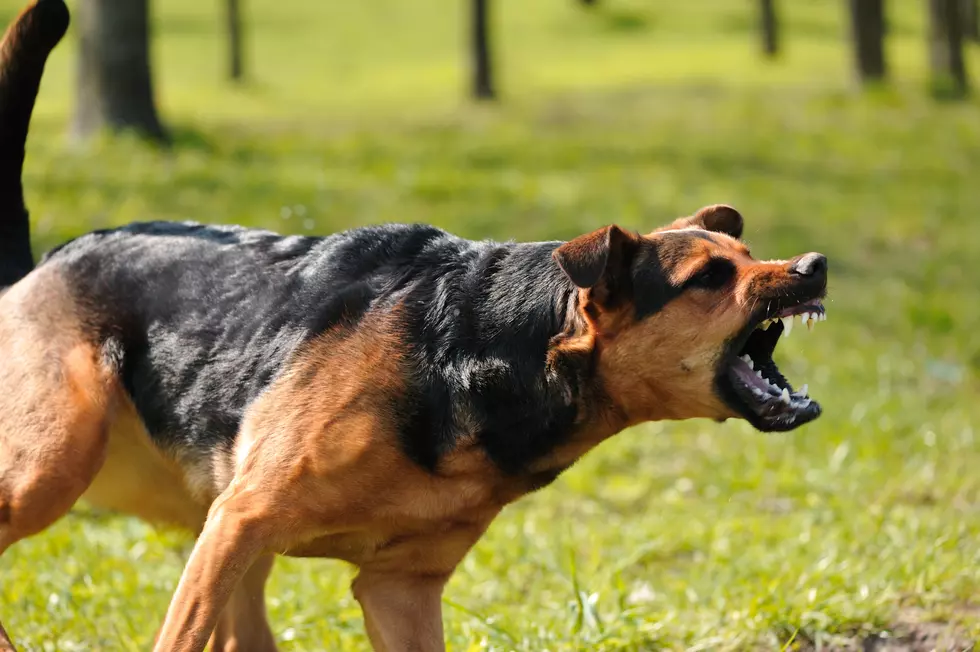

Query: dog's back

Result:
[40,220,465,456]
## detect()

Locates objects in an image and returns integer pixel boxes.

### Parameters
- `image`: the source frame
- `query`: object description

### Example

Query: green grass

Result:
[3,0,980,649]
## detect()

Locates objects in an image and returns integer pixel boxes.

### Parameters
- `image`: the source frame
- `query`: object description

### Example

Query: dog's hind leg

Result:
[0,271,117,651]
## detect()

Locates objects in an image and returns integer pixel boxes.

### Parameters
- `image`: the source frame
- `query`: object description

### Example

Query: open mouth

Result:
[719,302,826,431]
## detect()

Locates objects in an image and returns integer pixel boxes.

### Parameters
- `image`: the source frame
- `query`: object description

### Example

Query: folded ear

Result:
[656,204,744,239]
[553,225,637,296]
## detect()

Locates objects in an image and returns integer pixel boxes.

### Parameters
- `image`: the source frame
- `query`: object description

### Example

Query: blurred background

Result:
[2,0,980,650]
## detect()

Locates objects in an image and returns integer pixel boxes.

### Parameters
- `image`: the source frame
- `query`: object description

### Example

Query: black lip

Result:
[715,296,825,432]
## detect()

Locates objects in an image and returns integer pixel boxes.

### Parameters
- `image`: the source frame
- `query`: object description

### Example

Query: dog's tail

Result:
[0,0,68,287]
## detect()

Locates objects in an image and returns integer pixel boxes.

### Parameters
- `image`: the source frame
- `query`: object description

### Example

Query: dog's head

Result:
[554,205,827,432]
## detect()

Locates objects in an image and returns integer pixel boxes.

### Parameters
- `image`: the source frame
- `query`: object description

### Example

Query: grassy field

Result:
[3,0,980,650]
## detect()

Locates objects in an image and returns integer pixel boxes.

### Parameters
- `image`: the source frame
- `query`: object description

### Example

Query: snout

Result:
[789,252,827,280]
[787,252,827,294]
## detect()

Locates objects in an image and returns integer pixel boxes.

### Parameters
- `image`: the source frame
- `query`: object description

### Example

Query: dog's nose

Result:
[789,252,827,278]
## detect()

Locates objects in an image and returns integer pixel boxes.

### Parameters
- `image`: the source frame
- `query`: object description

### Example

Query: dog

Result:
[0,2,828,650]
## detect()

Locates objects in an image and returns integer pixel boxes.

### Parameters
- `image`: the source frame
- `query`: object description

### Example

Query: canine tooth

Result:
[781,316,793,336]
[780,388,791,404]
[800,383,809,397]
[806,313,815,331]
[756,370,763,378]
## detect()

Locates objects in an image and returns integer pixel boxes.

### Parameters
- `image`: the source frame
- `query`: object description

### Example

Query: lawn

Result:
[2,0,980,650]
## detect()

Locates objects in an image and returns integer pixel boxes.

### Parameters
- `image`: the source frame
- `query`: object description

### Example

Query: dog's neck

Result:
[455,241,627,481]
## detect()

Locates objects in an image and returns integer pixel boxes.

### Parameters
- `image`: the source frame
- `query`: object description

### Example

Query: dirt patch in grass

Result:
[799,608,975,652]
[858,621,974,652]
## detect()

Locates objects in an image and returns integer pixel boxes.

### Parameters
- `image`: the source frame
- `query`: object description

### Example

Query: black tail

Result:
[0,0,68,287]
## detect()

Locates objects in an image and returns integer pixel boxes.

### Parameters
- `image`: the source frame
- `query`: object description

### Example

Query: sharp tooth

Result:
[800,383,808,397]
[780,388,790,404]
[820,313,827,321]
[756,370,763,378]
[781,316,793,336]
[806,313,815,331]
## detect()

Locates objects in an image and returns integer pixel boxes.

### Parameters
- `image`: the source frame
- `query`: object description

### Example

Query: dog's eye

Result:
[689,259,735,290]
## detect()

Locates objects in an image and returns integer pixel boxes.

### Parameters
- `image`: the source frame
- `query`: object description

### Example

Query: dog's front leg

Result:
[208,553,278,652]
[350,521,494,652]
[352,571,450,652]
[153,483,282,652]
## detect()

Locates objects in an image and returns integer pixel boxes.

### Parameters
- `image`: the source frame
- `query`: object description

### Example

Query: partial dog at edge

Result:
[0,2,829,651]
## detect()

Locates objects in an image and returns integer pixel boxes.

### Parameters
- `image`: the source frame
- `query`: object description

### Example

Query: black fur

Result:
[40,221,707,476]
[44,223,582,473]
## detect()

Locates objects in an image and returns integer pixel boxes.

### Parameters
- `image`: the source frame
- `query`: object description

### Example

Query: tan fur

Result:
[0,269,117,652]
[82,395,209,531]
[152,313,502,650]
[597,234,749,424]
[0,268,115,552]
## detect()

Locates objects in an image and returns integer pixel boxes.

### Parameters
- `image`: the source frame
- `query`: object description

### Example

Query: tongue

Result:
[731,357,781,397]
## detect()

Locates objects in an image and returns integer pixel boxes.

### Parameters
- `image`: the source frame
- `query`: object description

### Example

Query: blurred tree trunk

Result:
[927,0,970,95]
[470,0,495,100]
[225,0,245,82]
[759,0,779,57]
[72,0,167,142]
[962,0,979,40]
[848,0,887,82]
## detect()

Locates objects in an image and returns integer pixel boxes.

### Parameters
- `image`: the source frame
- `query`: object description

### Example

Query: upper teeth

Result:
[782,316,793,336]
[757,310,826,334]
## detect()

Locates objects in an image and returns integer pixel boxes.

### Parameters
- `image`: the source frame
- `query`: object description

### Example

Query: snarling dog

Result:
[0,2,828,651]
